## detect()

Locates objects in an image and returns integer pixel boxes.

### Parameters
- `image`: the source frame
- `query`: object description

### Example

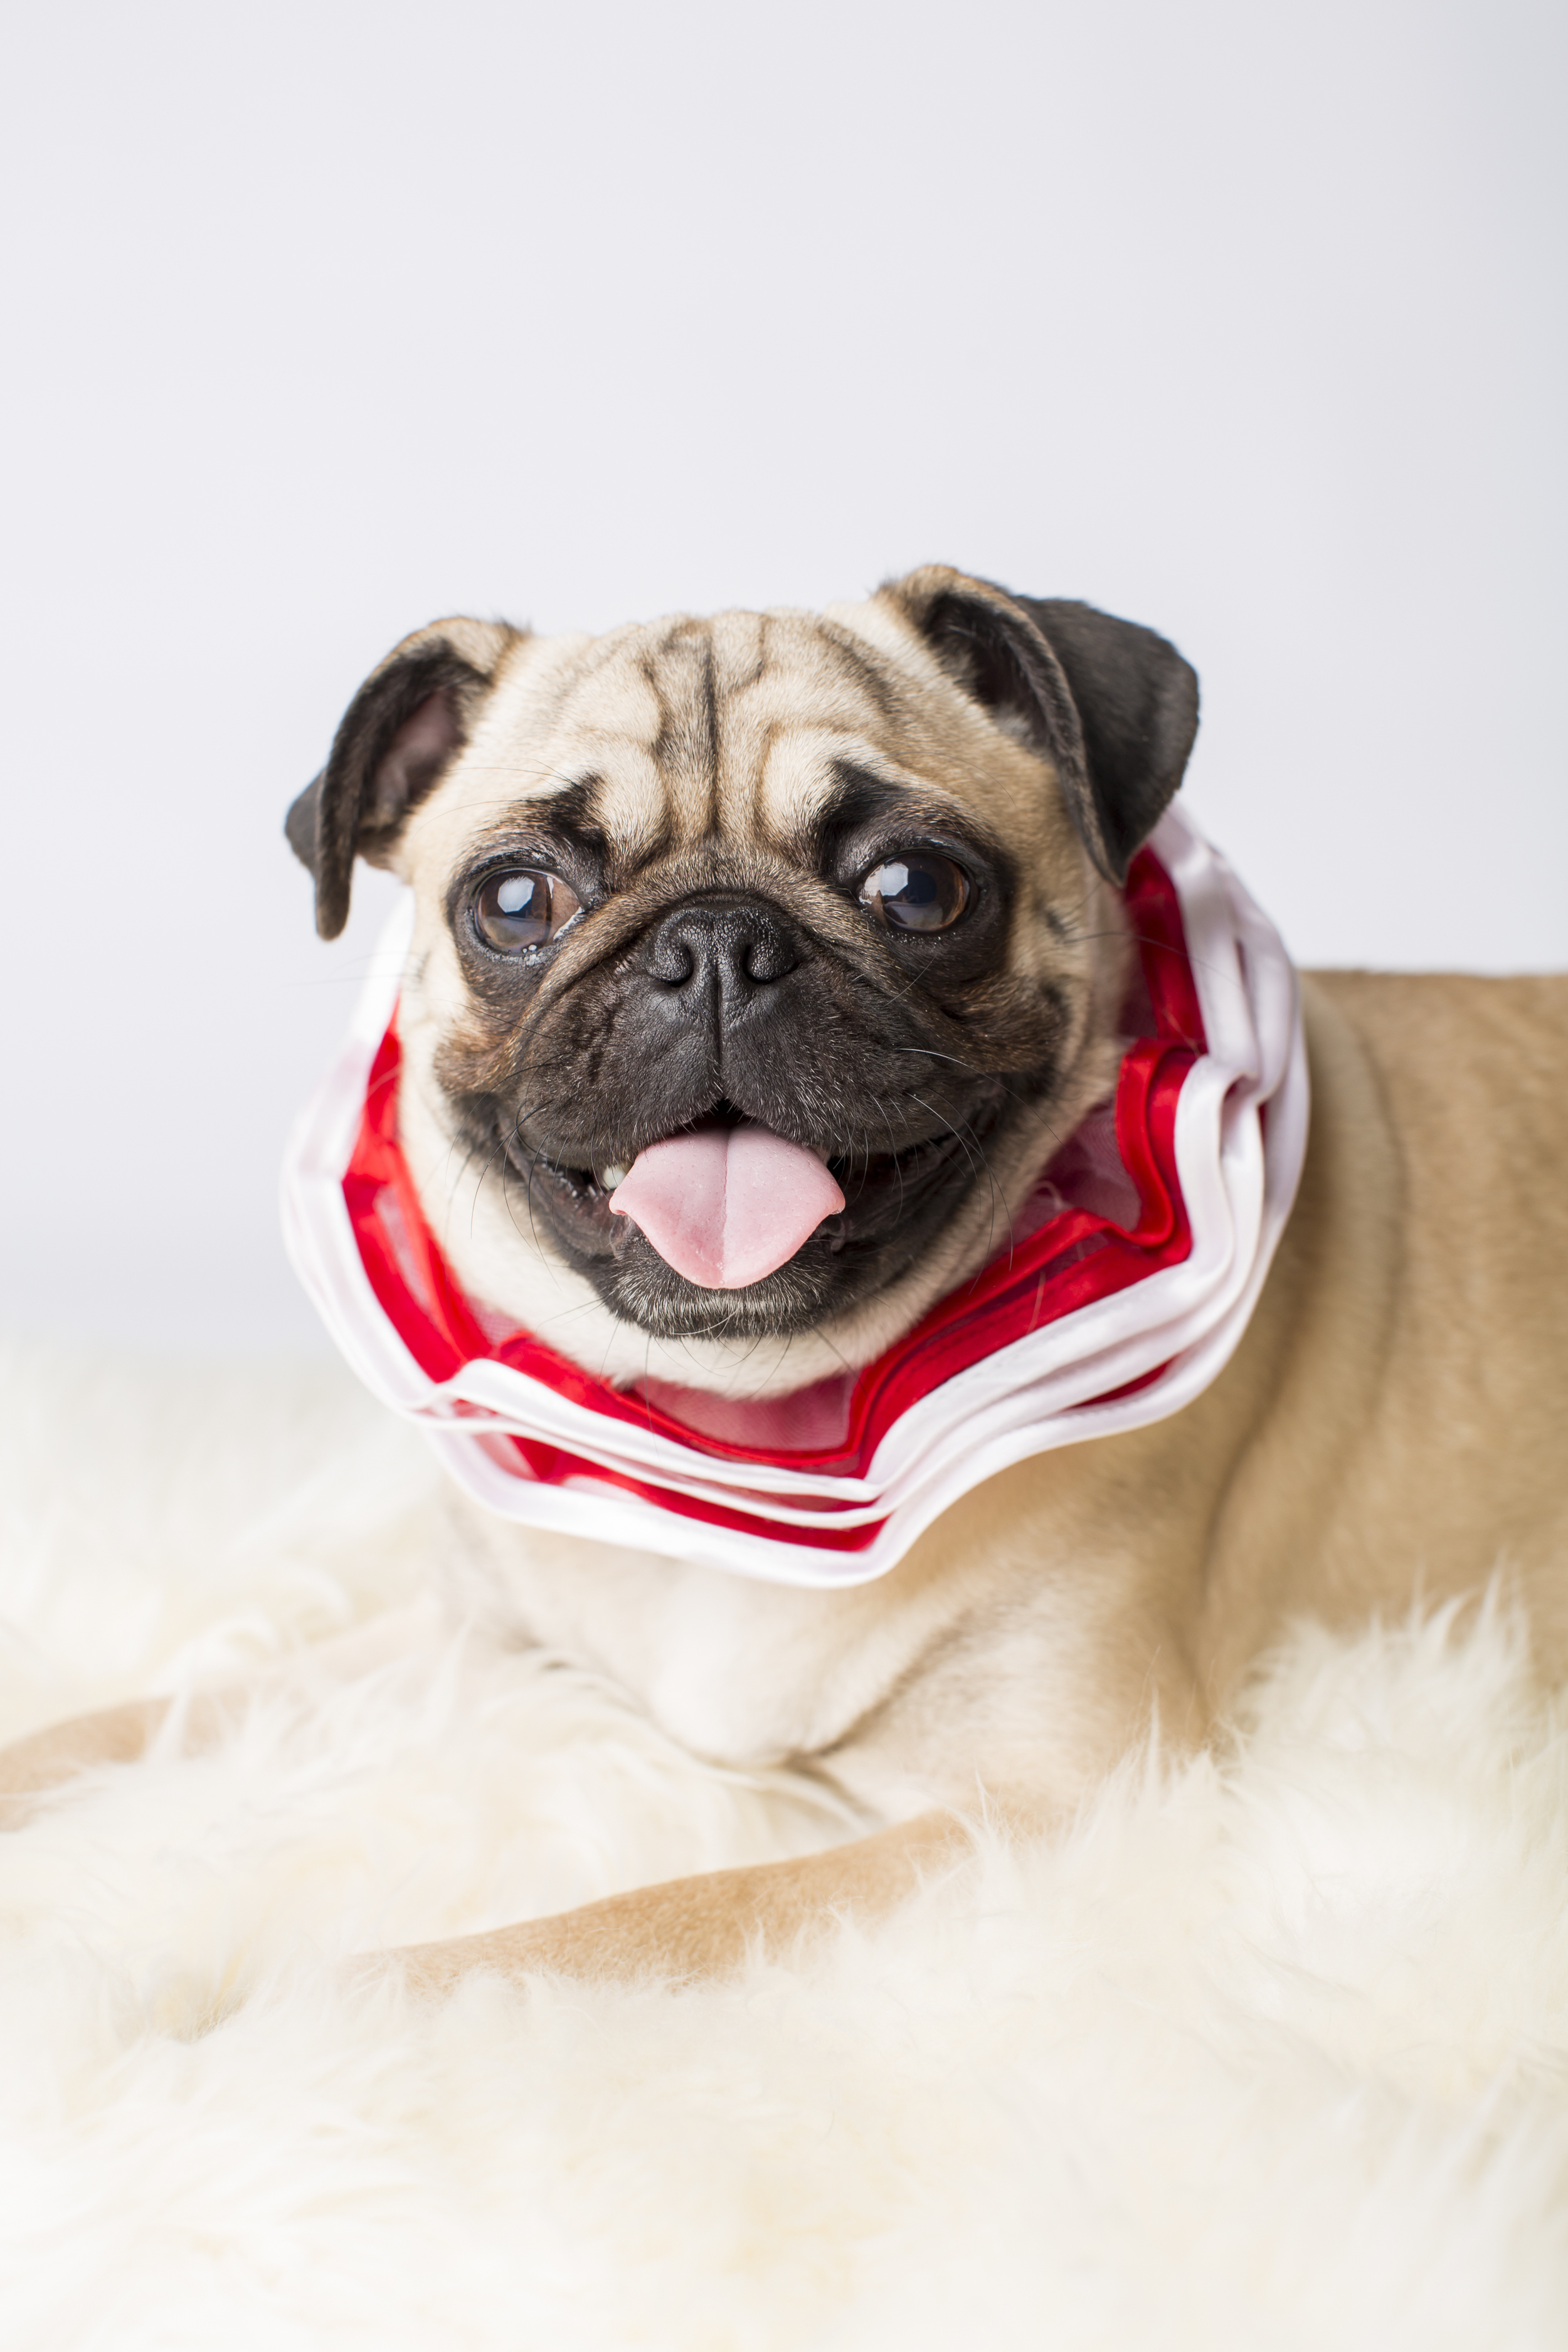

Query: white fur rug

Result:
[2,1339,1567,2348]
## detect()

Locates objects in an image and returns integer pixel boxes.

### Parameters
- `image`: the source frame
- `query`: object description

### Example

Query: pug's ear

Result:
[285,617,526,939]
[879,566,1199,884]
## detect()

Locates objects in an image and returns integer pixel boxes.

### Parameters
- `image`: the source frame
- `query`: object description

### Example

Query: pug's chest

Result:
[443,1499,931,1774]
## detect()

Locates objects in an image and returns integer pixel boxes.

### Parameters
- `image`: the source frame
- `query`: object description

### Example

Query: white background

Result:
[3,0,1564,1351]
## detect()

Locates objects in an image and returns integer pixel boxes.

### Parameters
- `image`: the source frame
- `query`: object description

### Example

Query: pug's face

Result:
[288,568,1197,1397]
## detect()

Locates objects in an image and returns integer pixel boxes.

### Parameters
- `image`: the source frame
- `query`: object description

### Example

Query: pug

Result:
[6,569,1566,1992]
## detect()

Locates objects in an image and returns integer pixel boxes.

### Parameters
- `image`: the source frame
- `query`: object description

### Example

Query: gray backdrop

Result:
[4,0,1564,1349]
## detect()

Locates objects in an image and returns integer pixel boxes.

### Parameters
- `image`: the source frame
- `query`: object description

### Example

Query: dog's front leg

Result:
[0,1698,179,1823]
[0,1599,442,1823]
[390,1809,988,1991]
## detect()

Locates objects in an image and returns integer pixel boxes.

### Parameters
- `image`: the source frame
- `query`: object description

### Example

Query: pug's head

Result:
[287,569,1198,1397]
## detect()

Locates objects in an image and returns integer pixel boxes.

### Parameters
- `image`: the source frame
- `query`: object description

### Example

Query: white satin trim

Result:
[281,807,1308,1587]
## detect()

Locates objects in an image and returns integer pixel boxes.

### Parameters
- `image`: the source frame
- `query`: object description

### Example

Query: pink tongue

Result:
[609,1125,846,1290]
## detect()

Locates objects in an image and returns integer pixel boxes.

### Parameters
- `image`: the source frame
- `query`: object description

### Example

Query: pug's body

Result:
[7,572,1567,1986]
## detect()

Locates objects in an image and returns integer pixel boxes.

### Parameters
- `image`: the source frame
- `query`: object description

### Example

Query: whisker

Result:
[909,1091,1012,1275]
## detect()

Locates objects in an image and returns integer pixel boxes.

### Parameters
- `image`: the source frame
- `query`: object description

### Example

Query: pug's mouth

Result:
[489,1093,1008,1340]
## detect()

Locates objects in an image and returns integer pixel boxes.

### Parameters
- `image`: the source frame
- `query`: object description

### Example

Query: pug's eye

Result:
[859,854,970,934]
[474,869,582,951]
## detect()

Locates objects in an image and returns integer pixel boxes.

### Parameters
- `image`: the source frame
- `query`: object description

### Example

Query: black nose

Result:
[640,896,803,1009]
